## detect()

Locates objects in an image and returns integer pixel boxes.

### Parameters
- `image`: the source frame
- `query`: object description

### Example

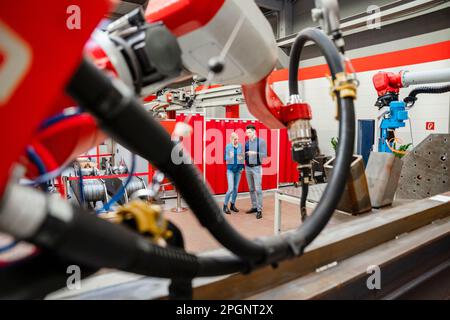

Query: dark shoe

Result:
[230,203,239,213]
[256,211,262,219]
[223,205,231,215]
[246,208,258,214]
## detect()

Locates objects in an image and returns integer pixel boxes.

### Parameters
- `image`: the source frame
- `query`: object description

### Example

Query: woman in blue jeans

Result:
[223,132,244,214]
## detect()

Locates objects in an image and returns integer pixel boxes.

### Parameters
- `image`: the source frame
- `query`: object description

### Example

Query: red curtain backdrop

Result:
[278,128,298,184]
[148,114,205,191]
[176,113,205,173]
[205,119,278,195]
[84,115,299,195]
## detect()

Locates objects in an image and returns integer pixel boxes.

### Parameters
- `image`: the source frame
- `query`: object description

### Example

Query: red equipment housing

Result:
[0,0,308,197]
[0,0,111,195]
[372,71,404,96]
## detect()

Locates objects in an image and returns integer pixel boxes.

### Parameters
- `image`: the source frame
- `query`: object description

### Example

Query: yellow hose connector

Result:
[330,72,358,100]
[115,200,173,241]
[328,72,358,120]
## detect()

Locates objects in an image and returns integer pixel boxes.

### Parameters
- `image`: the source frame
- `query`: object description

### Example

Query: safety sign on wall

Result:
[426,122,435,131]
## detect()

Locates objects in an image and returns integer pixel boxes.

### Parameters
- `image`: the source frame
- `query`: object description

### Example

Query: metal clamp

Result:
[327,72,358,120]
[330,72,358,100]
[115,200,172,241]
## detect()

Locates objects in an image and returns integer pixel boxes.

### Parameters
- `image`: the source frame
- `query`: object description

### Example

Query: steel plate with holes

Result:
[397,134,450,199]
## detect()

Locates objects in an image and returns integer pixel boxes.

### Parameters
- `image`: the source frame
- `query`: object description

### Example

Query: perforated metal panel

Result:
[397,134,450,199]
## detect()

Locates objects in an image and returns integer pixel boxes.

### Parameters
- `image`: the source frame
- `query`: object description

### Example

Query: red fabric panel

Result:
[278,128,298,184]
[176,113,204,173]
[148,119,178,191]
[216,120,228,194]
[205,120,222,194]
[148,115,206,192]
[204,118,283,195]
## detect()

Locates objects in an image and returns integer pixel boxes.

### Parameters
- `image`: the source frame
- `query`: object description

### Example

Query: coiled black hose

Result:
[288,28,355,251]
[66,58,268,265]
[289,28,343,95]
[61,26,355,278]
[300,183,308,221]
[293,98,354,250]
[404,84,450,107]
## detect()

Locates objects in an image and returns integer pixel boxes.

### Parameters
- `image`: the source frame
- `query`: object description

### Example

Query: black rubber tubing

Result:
[300,183,308,220]
[66,58,269,265]
[405,84,450,101]
[63,25,355,275]
[30,197,243,278]
[289,28,343,95]
[287,27,355,252]
[292,98,354,251]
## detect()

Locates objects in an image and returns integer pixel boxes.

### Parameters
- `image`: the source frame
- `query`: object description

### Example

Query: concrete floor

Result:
[0,188,359,262]
[162,190,356,253]
[0,187,365,299]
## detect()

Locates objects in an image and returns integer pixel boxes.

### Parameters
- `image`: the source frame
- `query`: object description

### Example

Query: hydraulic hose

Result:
[287,27,355,251]
[300,184,308,221]
[50,26,354,278]
[0,182,246,279]
[66,58,268,265]
[298,167,309,221]
[293,98,354,249]
[0,25,355,291]
[289,28,343,95]
[0,252,98,299]
[404,84,450,107]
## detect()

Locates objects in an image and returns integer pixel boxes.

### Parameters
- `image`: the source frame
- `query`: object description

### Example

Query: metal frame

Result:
[192,85,244,109]
[274,191,301,234]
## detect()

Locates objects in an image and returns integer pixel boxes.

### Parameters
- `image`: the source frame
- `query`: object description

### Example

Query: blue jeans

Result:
[245,165,263,211]
[224,170,242,205]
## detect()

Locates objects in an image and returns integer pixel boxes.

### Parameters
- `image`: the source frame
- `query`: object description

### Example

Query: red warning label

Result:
[426,122,435,130]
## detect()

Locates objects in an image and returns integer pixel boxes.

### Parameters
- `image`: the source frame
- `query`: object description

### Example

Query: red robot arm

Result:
[372,71,403,96]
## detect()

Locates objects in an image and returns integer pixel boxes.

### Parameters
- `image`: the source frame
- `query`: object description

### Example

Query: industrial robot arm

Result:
[372,68,450,153]
[373,68,450,107]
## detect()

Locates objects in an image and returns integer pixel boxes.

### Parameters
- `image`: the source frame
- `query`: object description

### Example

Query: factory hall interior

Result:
[1,0,450,301]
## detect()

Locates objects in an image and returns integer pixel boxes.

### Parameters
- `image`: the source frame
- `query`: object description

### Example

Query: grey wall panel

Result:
[290,7,450,60]
[292,0,396,33]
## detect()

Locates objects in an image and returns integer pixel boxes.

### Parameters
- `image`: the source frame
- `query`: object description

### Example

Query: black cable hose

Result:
[404,84,450,107]
[289,28,343,95]
[298,167,308,221]
[300,184,308,221]
[0,251,98,299]
[61,25,355,278]
[287,28,355,251]
[30,198,246,278]
[407,84,450,98]
[66,58,268,265]
[292,98,354,250]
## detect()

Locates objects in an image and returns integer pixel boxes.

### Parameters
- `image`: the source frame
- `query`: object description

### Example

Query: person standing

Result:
[223,132,244,214]
[244,124,267,219]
